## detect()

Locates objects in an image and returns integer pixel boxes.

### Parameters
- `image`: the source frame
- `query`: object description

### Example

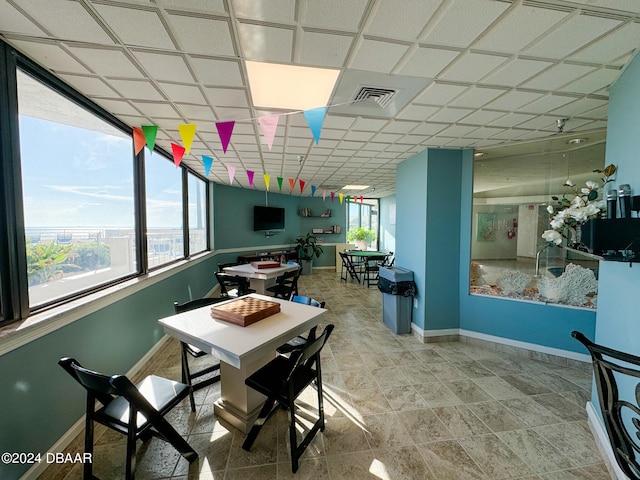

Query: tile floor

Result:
[40,270,611,480]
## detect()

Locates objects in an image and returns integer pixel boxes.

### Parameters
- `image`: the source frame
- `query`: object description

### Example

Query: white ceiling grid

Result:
[0,0,639,197]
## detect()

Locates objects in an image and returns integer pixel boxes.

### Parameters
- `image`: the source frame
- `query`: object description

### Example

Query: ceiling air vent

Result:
[352,86,397,108]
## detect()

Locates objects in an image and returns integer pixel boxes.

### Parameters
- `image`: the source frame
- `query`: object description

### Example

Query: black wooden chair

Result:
[242,324,335,473]
[59,357,197,480]
[174,297,226,411]
[572,331,640,479]
[215,272,255,298]
[276,296,326,355]
[339,251,360,283]
[265,267,301,299]
[363,259,380,287]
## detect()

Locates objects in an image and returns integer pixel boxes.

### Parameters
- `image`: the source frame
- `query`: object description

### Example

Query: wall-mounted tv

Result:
[253,206,285,231]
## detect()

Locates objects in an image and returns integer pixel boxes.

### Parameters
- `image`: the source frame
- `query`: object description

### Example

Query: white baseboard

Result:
[20,335,172,480]
[586,401,629,480]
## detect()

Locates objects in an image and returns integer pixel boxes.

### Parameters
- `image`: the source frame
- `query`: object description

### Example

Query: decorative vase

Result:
[357,240,367,251]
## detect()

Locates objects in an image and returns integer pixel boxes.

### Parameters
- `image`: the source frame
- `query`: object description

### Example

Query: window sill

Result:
[0,252,214,357]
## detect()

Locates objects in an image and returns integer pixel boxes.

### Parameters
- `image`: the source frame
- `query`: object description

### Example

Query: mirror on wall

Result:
[470,131,607,308]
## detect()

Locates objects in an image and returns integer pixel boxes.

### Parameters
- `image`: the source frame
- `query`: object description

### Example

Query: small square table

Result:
[223,262,300,294]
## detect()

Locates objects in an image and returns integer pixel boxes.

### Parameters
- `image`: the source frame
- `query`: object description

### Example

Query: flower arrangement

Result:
[542,164,616,247]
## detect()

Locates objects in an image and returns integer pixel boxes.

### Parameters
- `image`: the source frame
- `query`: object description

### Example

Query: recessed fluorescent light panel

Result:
[342,185,369,190]
[246,61,340,110]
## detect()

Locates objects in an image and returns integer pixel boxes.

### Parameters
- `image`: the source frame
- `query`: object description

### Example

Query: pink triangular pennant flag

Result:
[216,121,235,154]
[288,178,295,191]
[247,170,255,187]
[202,155,214,177]
[331,192,335,202]
[322,189,327,201]
[258,115,279,151]
[171,143,185,167]
[133,127,146,155]
[227,164,236,184]
[178,124,197,155]
[303,107,327,144]
[142,125,158,153]
[299,180,306,194]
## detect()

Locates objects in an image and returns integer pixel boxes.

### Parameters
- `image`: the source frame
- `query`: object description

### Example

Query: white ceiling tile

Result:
[231,0,295,23]
[303,0,368,31]
[349,38,409,73]
[189,58,243,87]
[131,51,195,83]
[351,118,388,131]
[176,103,217,122]
[159,0,227,14]
[66,46,143,77]
[485,91,544,111]
[571,23,640,65]
[483,59,553,87]
[9,40,90,74]
[514,115,557,130]
[550,97,608,117]
[583,0,640,13]
[317,129,346,140]
[410,123,448,135]
[237,22,293,63]
[560,68,621,94]
[449,87,508,108]
[397,47,460,78]
[373,132,403,143]
[93,4,175,50]
[57,74,118,97]
[460,110,507,125]
[470,126,508,138]
[17,0,113,44]
[474,5,569,53]
[299,31,353,68]
[427,107,474,123]
[107,78,165,101]
[94,98,140,116]
[523,63,596,90]
[203,87,248,108]
[415,83,467,106]
[344,131,375,141]
[517,94,577,114]
[167,14,234,56]
[0,0,45,35]
[382,120,419,134]
[323,116,356,130]
[524,14,622,59]
[366,0,441,41]
[158,82,205,104]
[422,0,510,47]
[131,102,180,118]
[440,53,509,82]
[397,104,440,121]
[488,113,536,128]
[439,125,480,137]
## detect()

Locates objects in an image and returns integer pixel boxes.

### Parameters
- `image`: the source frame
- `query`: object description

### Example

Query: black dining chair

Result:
[265,267,301,299]
[58,357,198,480]
[276,296,326,355]
[242,324,335,473]
[215,272,255,298]
[572,331,640,479]
[339,251,360,283]
[174,297,226,411]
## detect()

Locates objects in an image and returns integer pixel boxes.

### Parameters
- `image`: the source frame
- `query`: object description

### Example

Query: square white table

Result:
[223,262,300,294]
[158,294,326,433]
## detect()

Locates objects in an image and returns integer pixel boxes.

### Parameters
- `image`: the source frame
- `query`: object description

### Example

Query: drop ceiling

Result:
[1,0,638,198]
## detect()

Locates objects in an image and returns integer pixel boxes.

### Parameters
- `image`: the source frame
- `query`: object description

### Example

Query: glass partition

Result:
[470,134,608,308]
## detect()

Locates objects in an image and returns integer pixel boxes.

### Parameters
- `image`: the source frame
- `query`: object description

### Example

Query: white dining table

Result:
[158,294,326,433]
[223,262,300,294]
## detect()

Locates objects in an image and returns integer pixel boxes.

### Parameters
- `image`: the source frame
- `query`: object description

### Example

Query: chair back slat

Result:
[59,357,119,406]
[174,297,226,314]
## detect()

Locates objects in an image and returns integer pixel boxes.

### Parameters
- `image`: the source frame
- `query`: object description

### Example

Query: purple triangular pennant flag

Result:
[216,121,235,154]
[247,170,254,187]
[303,107,327,144]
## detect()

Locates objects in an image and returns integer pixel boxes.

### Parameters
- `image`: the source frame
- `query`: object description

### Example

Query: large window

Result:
[188,173,207,254]
[145,153,184,268]
[346,199,379,250]
[18,70,137,308]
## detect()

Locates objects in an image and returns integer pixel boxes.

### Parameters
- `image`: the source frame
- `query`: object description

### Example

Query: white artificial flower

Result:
[546,205,554,214]
[586,181,599,189]
[564,179,575,187]
[542,229,563,245]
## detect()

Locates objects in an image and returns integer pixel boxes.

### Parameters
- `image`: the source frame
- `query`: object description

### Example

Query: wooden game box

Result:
[210,297,281,327]
[250,260,281,269]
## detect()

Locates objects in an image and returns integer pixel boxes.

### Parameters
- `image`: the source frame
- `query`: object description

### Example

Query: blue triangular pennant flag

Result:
[202,155,214,177]
[303,107,327,145]
[311,185,317,197]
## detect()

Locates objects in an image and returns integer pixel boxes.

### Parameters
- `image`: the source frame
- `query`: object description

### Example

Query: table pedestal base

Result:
[213,355,272,433]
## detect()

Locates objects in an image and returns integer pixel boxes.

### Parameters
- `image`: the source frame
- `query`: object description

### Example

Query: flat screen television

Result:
[253,206,285,231]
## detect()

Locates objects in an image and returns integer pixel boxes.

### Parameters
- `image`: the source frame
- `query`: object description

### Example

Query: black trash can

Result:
[377,266,416,334]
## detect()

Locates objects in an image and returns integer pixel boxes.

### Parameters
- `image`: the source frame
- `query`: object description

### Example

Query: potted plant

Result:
[294,233,323,275]
[347,227,377,251]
